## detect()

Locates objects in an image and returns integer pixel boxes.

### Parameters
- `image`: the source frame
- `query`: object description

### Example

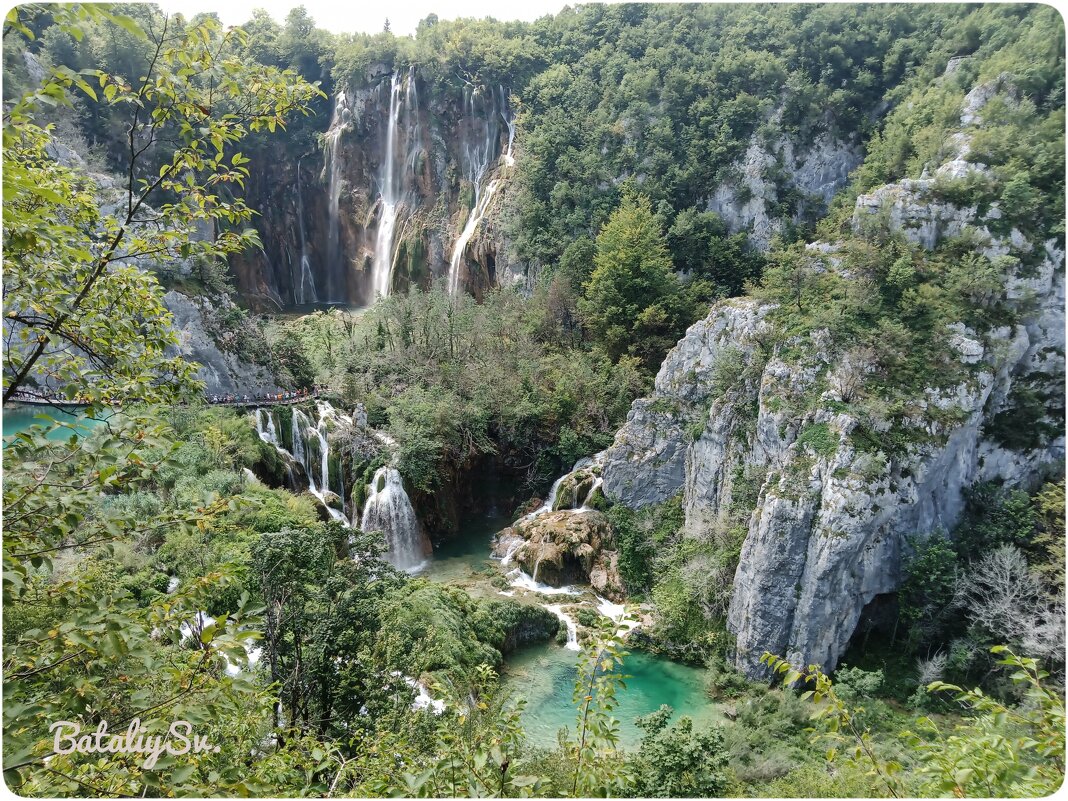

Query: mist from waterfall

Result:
[447,85,516,296]
[360,466,428,572]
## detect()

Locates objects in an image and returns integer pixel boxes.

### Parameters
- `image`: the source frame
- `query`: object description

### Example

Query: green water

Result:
[502,643,721,748]
[421,509,514,596]
[3,404,105,442]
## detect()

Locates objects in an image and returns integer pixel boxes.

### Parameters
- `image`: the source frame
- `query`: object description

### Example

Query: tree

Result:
[560,614,636,796]
[632,705,730,797]
[2,5,320,794]
[764,646,1066,798]
[897,534,959,651]
[579,193,684,366]
[956,545,1063,663]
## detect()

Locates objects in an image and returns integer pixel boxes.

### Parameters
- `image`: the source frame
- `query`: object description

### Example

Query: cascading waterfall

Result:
[545,604,580,651]
[322,91,351,301]
[252,404,430,568]
[447,86,516,296]
[257,404,347,523]
[255,408,280,447]
[360,466,428,572]
[295,156,318,305]
[371,73,403,300]
[255,409,296,487]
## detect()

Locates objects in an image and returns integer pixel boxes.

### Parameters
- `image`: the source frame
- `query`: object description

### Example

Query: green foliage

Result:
[2,6,321,795]
[286,284,646,499]
[560,615,635,796]
[579,194,704,369]
[795,422,839,458]
[898,534,959,652]
[766,645,1066,799]
[631,705,730,797]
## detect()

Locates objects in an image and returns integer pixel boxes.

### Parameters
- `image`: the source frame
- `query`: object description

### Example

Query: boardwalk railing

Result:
[7,389,322,409]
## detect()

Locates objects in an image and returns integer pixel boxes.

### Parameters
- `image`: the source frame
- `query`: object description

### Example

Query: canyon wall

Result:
[597,75,1066,677]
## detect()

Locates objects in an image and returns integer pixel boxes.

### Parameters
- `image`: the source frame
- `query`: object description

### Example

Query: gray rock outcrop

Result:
[164,291,281,397]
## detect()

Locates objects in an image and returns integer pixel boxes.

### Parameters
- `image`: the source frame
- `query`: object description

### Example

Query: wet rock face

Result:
[230,73,521,308]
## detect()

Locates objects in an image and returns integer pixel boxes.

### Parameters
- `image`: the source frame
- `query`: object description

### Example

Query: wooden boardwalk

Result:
[6,390,321,409]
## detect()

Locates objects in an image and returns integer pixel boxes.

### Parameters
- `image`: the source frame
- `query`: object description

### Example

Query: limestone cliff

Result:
[230,68,519,308]
[598,76,1065,677]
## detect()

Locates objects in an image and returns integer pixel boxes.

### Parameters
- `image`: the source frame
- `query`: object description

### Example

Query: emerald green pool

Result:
[3,404,106,442]
[501,642,721,749]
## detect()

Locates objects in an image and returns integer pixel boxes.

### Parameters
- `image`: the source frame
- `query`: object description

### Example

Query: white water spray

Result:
[446,86,516,296]
[545,604,580,651]
[322,91,351,301]
[295,156,318,305]
[371,73,403,300]
[360,466,428,572]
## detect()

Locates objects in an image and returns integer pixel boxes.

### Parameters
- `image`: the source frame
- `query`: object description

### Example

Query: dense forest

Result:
[2,2,1065,798]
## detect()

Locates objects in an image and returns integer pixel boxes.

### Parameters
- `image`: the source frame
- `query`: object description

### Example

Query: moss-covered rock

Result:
[497,510,625,600]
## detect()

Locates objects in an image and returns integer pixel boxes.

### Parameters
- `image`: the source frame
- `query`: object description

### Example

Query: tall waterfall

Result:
[371,72,403,300]
[295,156,318,305]
[322,91,351,302]
[360,466,429,572]
[447,86,516,296]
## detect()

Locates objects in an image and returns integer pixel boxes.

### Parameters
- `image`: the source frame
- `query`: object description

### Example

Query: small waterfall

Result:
[523,455,596,521]
[505,565,580,596]
[578,475,604,511]
[499,85,516,167]
[295,156,318,305]
[371,73,403,300]
[258,405,346,523]
[255,408,280,447]
[447,87,516,296]
[322,90,352,301]
[545,604,580,651]
[360,466,428,572]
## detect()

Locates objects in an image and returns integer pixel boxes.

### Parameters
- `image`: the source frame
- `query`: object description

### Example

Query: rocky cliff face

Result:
[163,291,281,397]
[231,69,519,309]
[598,77,1065,677]
[705,130,863,250]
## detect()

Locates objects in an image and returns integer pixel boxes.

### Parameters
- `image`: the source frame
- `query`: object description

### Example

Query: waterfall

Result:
[360,466,428,572]
[578,475,604,511]
[297,403,348,523]
[295,156,318,305]
[499,85,516,167]
[371,72,403,300]
[322,91,351,302]
[258,404,347,523]
[545,604,580,651]
[255,409,280,447]
[446,87,516,296]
